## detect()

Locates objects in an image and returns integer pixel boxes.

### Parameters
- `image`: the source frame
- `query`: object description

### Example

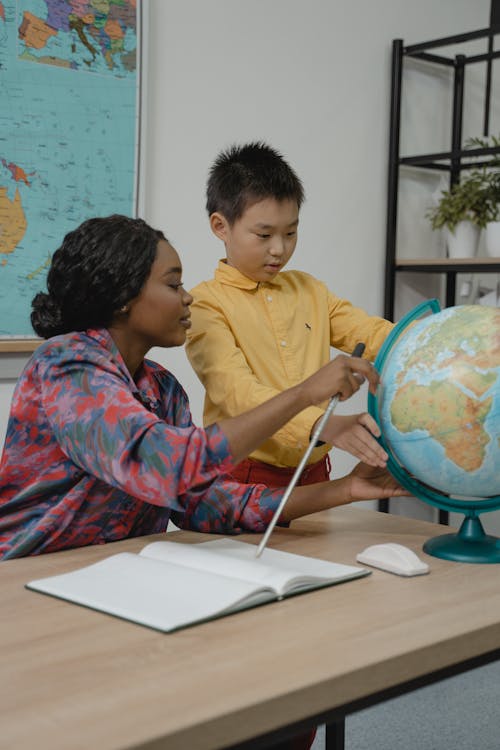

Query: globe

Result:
[368,300,500,563]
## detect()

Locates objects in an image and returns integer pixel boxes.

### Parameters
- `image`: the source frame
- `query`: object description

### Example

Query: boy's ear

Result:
[209,212,230,241]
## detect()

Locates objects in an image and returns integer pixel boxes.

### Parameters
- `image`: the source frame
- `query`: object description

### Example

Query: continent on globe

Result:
[0,187,27,257]
[395,305,496,390]
[391,380,492,472]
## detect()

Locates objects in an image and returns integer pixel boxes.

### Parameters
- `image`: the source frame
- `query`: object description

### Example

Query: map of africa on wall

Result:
[0,0,140,344]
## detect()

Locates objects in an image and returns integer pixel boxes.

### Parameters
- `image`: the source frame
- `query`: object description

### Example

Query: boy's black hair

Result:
[31,214,166,339]
[206,141,305,224]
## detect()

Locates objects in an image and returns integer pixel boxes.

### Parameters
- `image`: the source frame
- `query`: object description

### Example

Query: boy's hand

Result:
[303,354,379,407]
[318,413,389,467]
[346,462,410,501]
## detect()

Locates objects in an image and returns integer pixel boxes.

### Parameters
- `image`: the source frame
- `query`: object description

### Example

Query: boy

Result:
[186,142,393,488]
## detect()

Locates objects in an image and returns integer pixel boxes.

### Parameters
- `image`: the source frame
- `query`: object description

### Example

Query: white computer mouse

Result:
[356,543,430,577]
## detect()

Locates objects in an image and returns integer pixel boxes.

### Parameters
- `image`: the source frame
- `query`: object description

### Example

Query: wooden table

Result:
[2,506,500,750]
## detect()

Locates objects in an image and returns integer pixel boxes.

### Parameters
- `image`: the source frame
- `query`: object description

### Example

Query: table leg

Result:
[378,498,389,513]
[325,718,345,750]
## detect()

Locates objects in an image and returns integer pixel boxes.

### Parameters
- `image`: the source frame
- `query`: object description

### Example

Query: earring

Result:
[119,305,129,314]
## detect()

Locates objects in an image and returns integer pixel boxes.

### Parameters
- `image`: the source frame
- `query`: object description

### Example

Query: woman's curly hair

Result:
[31,215,165,338]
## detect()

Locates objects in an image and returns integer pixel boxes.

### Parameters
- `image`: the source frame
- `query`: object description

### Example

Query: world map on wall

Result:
[0,0,139,338]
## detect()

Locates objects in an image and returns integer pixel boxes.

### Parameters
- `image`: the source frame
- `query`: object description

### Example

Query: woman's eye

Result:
[168,283,184,290]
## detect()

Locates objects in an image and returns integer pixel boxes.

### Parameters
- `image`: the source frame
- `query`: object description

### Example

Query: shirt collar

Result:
[87,328,159,409]
[214,259,284,289]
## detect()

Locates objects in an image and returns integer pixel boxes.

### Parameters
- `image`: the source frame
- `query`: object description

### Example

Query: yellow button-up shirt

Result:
[186,261,393,468]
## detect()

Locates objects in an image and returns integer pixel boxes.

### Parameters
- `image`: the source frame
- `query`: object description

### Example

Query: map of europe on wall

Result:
[0,0,139,338]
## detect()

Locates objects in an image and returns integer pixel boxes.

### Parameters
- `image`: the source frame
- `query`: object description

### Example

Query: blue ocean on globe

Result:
[372,304,500,502]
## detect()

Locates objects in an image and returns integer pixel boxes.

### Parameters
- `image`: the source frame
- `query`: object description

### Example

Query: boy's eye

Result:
[257,233,270,239]
[287,231,296,237]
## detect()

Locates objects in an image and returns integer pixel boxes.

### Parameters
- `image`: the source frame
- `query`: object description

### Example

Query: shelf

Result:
[404,26,499,57]
[384,21,500,319]
[399,145,500,170]
[395,258,500,272]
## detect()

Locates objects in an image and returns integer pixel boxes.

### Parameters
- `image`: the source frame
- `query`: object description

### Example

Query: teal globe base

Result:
[423,515,500,564]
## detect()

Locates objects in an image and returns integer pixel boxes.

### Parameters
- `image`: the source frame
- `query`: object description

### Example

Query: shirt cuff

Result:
[239,486,290,531]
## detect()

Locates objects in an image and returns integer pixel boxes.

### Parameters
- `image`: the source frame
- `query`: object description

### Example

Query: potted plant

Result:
[465,135,500,256]
[426,172,493,258]
[485,173,500,256]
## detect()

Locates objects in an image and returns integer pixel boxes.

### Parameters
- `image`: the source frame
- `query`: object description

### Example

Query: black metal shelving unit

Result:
[380,9,500,521]
[385,25,500,321]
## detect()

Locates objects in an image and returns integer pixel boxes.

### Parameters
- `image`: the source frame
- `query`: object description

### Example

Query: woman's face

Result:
[124,239,193,349]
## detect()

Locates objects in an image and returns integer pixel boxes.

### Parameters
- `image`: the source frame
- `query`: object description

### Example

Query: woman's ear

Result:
[209,212,229,241]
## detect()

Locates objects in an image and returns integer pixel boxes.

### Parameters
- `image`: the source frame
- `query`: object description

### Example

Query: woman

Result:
[0,215,405,560]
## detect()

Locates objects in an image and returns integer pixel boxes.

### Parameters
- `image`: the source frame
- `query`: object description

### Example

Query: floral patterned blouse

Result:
[0,329,282,559]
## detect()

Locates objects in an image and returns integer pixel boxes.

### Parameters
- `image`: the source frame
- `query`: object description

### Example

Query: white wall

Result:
[2,0,498,532]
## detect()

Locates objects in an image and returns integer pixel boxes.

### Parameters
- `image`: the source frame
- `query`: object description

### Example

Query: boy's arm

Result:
[317,291,394,465]
[327,292,394,360]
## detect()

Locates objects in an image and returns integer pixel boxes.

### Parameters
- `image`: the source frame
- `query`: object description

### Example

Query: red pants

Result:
[231,456,330,750]
[230,455,330,487]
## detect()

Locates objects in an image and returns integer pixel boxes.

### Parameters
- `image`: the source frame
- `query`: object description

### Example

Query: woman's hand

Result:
[346,462,410,502]
[278,462,410,522]
[318,413,388,467]
[300,354,379,407]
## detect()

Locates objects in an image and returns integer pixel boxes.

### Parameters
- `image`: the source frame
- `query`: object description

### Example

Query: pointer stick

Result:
[255,343,366,558]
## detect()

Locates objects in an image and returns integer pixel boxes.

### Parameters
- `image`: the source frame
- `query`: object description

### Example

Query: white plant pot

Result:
[485,221,500,257]
[444,221,480,259]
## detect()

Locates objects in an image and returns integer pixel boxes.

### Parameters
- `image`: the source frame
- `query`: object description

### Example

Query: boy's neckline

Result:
[216,259,285,289]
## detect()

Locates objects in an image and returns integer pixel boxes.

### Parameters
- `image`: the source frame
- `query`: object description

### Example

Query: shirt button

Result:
[267,295,272,301]
[280,340,286,346]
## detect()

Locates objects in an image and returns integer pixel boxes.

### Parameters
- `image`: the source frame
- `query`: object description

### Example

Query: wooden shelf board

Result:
[395,258,500,273]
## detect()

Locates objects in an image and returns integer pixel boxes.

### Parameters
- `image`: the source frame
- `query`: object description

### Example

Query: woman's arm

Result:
[175,462,409,534]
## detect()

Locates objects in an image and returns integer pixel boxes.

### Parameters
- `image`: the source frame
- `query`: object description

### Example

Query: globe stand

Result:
[423,512,500,564]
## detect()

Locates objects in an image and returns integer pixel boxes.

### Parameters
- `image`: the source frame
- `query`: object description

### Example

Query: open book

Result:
[26,538,370,632]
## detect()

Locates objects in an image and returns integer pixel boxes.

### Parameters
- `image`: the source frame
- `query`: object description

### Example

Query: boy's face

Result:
[210,198,299,283]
